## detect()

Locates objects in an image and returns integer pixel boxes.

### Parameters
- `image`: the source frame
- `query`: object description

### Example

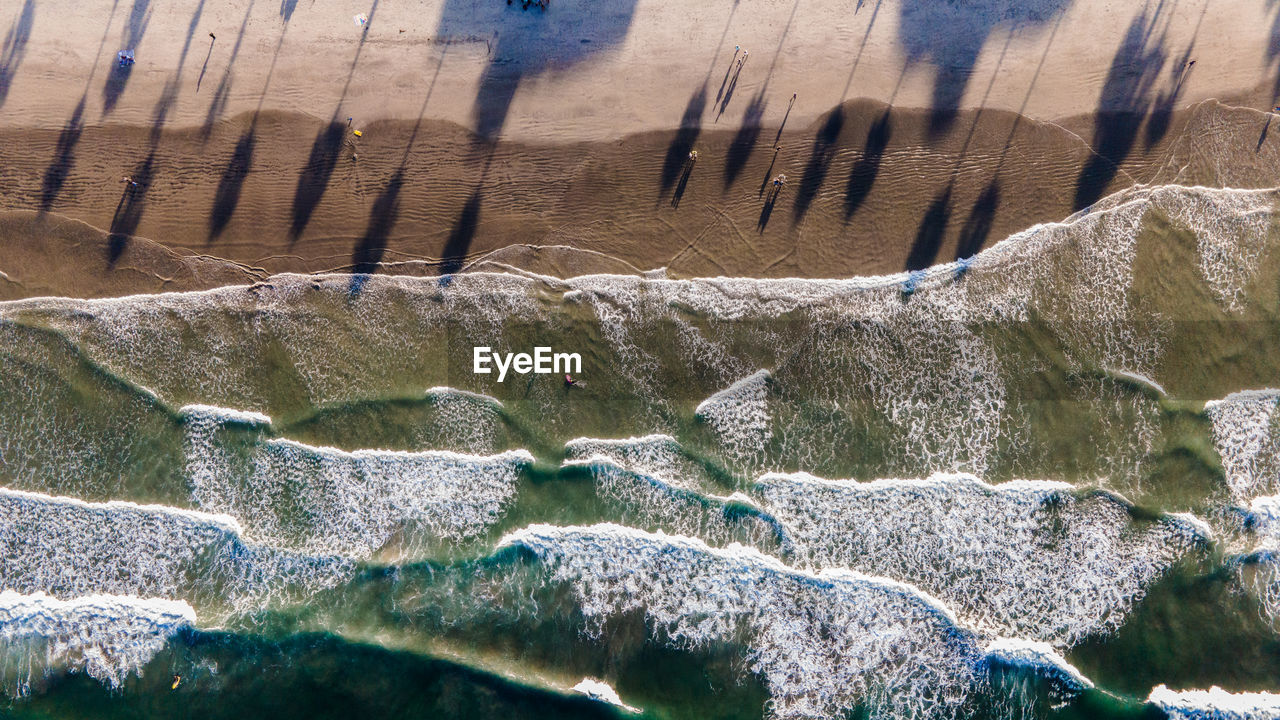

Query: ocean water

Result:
[2,184,1280,719]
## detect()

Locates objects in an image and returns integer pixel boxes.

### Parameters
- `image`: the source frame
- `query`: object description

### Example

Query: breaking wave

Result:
[0,487,350,619]
[182,404,532,559]
[500,523,1095,720]
[0,591,193,696]
[754,472,1208,646]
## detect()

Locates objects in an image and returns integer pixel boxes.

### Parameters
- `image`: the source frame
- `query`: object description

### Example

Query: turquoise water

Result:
[1,184,1279,719]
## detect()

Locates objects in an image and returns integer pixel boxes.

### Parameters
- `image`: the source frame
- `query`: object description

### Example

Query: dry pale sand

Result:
[2,0,1280,298]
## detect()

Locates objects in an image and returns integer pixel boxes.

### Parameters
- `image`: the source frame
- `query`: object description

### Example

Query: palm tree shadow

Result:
[904,186,952,271]
[107,152,156,266]
[439,189,482,277]
[288,121,347,243]
[39,97,87,213]
[1072,9,1167,210]
[349,170,405,295]
[792,106,844,225]
[0,0,35,109]
[843,109,891,220]
[208,128,256,242]
[661,85,707,196]
[102,0,152,116]
[724,90,765,188]
[954,180,999,260]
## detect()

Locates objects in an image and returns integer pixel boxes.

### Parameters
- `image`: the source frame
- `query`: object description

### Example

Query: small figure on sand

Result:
[121,175,139,191]
[688,149,698,162]
[772,173,787,189]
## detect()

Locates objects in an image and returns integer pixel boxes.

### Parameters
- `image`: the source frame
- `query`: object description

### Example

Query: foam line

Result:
[1148,685,1280,719]
[562,455,785,550]
[571,678,642,714]
[982,638,1095,690]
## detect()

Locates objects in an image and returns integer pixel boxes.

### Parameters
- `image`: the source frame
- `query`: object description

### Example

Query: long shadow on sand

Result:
[897,0,1068,138]
[39,98,86,213]
[792,107,844,225]
[107,152,156,266]
[102,0,151,116]
[843,109,891,220]
[954,180,999,261]
[0,0,35,109]
[349,170,405,294]
[287,1,377,244]
[724,90,765,188]
[436,0,638,141]
[1072,7,1167,211]
[904,186,952,271]
[661,85,707,196]
[208,129,255,241]
[440,189,482,277]
[288,121,346,241]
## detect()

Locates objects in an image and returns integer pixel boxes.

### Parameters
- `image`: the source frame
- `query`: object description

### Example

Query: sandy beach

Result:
[2,0,1280,297]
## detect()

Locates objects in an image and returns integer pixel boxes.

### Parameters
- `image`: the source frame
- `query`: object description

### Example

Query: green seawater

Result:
[1,185,1279,719]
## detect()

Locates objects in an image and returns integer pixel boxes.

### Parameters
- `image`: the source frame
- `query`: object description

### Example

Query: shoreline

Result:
[3,93,1280,299]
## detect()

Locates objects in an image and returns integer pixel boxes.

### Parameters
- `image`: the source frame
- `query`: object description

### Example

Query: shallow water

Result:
[2,184,1280,719]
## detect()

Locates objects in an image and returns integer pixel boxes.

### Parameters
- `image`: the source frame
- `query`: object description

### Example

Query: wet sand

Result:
[2,0,1280,298]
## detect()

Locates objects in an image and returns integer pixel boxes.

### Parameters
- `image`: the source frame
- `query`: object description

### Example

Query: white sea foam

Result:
[183,405,531,558]
[1157,189,1275,313]
[571,677,641,713]
[564,435,708,489]
[500,523,986,720]
[982,638,1094,691]
[0,487,350,617]
[562,455,782,549]
[1206,390,1280,502]
[1206,390,1280,627]
[423,387,504,453]
[0,591,194,696]
[1246,494,1280,628]
[754,472,1207,646]
[695,370,773,471]
[1148,684,1280,719]
[179,403,272,427]
[1251,495,1280,537]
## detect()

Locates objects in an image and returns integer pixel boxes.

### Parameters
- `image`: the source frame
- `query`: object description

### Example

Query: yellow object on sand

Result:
[353,130,363,137]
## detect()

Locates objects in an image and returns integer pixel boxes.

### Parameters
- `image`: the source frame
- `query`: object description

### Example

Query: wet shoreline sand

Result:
[4,94,1280,300]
